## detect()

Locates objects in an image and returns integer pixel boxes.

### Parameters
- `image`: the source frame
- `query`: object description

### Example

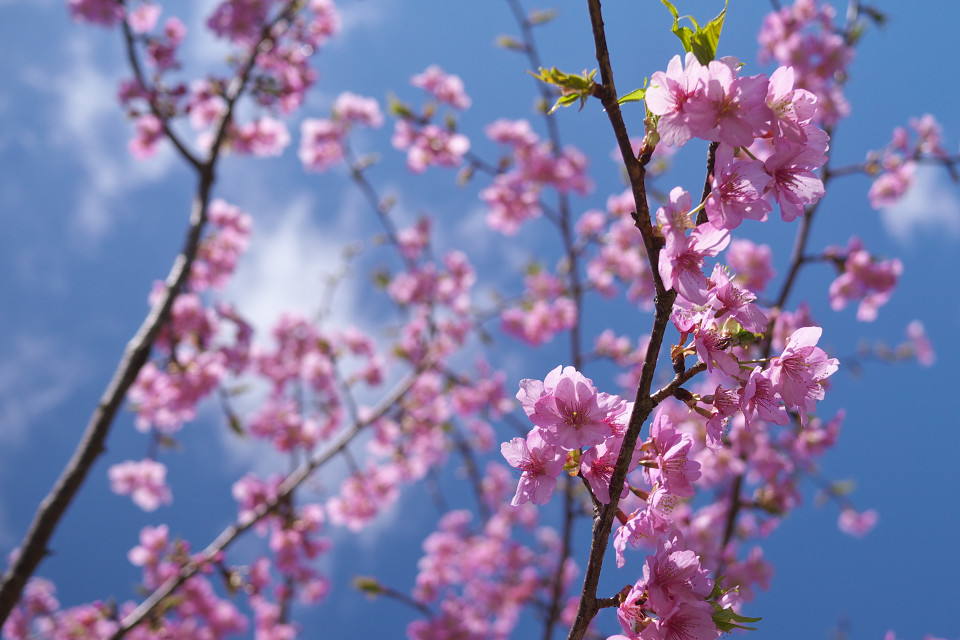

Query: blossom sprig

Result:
[388,66,472,174]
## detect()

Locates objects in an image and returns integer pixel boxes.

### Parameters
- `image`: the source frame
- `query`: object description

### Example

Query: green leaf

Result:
[529,66,598,114]
[496,34,526,51]
[618,87,646,105]
[387,95,413,119]
[528,8,558,25]
[660,0,680,23]
[353,576,382,596]
[227,414,245,437]
[563,449,582,476]
[660,0,727,63]
[689,3,726,64]
[712,606,762,633]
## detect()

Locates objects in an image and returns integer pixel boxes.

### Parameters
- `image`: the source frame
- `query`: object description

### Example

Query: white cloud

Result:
[335,0,396,42]
[225,192,360,337]
[212,191,364,473]
[27,36,177,244]
[0,335,83,447]
[881,165,960,243]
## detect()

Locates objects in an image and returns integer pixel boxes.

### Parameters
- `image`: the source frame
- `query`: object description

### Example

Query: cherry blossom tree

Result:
[0,1,954,639]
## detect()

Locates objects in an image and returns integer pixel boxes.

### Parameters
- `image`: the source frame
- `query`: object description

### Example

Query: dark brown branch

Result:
[566,4,686,640]
[0,165,215,629]
[0,2,304,625]
[120,14,202,171]
[696,142,720,226]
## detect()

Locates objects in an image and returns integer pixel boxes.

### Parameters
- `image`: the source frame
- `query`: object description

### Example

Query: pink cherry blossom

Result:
[765,65,819,143]
[906,320,935,366]
[763,140,826,222]
[528,366,614,450]
[725,239,776,293]
[332,92,384,128]
[769,326,839,425]
[648,409,701,498]
[685,60,771,147]
[827,237,902,321]
[692,323,741,377]
[67,0,123,26]
[129,4,162,33]
[838,508,878,537]
[705,145,771,230]
[706,263,768,333]
[638,600,718,640]
[658,222,730,305]
[740,366,789,429]
[392,120,470,173]
[642,531,712,615]
[645,53,705,147]
[108,459,173,511]
[129,113,164,159]
[410,65,472,110]
[232,117,291,157]
[656,187,694,244]
[298,118,346,172]
[500,431,564,506]
[580,434,639,504]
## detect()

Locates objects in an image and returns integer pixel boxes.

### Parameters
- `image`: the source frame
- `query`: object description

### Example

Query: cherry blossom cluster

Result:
[500,352,841,636]
[115,200,253,512]
[611,531,723,640]
[757,0,854,126]
[500,269,577,346]
[866,114,948,209]
[579,190,655,308]
[481,119,592,234]
[407,483,573,640]
[299,92,384,173]
[10,1,947,640]
[4,527,250,640]
[647,56,828,224]
[391,67,472,173]
[232,476,332,608]
[825,236,903,322]
[111,0,341,160]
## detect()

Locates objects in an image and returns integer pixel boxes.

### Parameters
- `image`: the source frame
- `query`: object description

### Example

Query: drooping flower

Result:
[643,531,713,615]
[648,408,701,498]
[704,145,771,230]
[658,222,730,305]
[739,366,789,429]
[706,263,768,333]
[500,430,564,506]
[769,326,839,425]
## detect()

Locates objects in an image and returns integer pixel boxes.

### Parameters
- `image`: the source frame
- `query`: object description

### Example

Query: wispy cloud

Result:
[881,165,960,243]
[27,36,176,244]
[0,335,84,447]
[225,191,360,337]
[212,190,364,474]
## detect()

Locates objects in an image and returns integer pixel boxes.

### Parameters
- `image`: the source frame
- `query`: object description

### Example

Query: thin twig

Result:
[110,371,421,639]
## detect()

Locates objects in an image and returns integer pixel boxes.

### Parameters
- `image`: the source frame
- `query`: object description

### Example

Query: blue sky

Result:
[2,1,960,639]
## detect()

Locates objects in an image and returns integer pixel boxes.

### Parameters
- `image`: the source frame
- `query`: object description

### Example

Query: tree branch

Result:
[110,371,421,639]
[0,2,306,625]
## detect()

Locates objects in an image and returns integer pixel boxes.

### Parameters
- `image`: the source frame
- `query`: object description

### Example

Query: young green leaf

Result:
[659,0,728,64]
[528,67,598,114]
[618,87,646,105]
[712,606,762,633]
[689,3,726,64]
